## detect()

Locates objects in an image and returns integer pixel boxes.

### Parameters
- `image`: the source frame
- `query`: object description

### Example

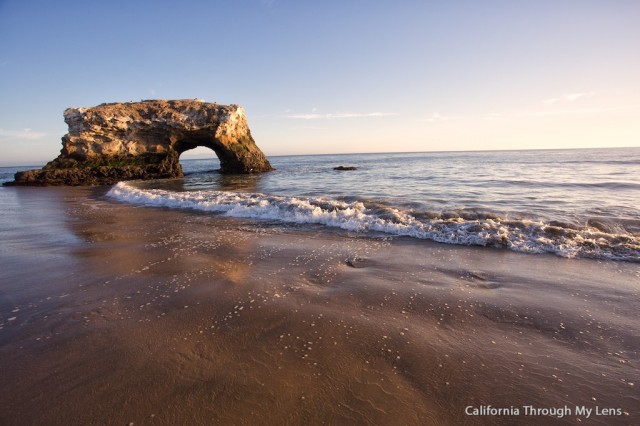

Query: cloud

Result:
[0,128,47,141]
[542,92,595,105]
[422,113,456,123]
[285,112,398,120]
[517,104,640,118]
[419,103,639,125]
[565,92,591,101]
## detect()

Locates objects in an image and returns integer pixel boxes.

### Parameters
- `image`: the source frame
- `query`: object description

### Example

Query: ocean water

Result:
[2,148,639,261]
[107,148,639,262]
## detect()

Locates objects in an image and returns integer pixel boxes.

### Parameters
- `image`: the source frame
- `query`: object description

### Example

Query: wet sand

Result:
[0,186,638,425]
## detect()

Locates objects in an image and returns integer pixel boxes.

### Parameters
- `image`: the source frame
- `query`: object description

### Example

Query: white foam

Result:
[107,182,640,262]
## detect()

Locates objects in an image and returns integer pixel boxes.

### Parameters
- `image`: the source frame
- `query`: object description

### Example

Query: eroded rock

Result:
[7,99,273,186]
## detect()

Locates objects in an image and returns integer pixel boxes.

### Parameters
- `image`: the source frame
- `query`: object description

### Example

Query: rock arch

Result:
[9,99,273,186]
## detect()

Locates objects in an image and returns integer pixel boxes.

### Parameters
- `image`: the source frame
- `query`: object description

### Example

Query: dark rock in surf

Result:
[333,166,358,171]
[345,257,370,268]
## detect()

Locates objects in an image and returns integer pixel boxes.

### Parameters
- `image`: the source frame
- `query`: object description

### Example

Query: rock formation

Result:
[7,99,273,186]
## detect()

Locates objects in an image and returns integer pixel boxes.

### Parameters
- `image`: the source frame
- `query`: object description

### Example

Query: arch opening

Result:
[178,147,220,174]
[173,132,223,175]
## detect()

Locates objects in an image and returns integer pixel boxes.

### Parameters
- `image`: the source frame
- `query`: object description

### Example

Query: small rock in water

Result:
[346,257,369,268]
[333,166,358,171]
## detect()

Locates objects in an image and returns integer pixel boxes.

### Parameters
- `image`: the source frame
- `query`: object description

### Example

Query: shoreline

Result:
[0,186,638,425]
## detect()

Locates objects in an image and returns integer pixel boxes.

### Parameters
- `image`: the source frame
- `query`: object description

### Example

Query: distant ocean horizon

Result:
[3,146,639,169]
[2,147,639,262]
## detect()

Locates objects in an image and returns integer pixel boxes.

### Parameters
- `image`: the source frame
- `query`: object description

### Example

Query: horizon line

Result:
[3,145,638,168]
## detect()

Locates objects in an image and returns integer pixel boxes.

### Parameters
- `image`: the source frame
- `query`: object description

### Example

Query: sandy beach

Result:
[1,186,638,425]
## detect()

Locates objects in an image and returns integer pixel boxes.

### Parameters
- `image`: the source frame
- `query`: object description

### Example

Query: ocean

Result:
[98,148,639,262]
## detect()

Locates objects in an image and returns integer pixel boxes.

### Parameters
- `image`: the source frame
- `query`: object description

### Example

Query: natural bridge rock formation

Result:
[8,99,273,186]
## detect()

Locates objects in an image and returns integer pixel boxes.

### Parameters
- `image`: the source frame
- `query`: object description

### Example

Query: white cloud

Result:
[285,112,398,120]
[0,128,47,141]
[517,104,640,118]
[422,113,456,123]
[565,92,591,101]
[543,92,595,105]
[419,103,639,125]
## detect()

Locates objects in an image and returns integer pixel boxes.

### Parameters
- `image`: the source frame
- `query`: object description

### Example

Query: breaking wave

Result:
[107,182,639,262]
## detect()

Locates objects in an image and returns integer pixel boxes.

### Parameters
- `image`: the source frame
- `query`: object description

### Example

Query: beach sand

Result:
[0,186,638,425]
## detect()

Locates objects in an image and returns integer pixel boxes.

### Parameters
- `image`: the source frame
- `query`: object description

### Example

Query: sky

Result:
[1,0,639,166]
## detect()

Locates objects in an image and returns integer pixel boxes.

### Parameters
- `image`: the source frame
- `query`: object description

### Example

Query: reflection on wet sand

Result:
[0,187,638,425]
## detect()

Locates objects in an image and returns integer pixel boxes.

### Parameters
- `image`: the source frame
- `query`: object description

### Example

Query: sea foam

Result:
[107,182,639,262]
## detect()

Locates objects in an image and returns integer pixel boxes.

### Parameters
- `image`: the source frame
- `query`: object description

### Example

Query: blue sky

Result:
[1,0,639,165]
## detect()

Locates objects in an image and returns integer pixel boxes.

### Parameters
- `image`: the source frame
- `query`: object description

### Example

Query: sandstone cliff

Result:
[8,99,273,186]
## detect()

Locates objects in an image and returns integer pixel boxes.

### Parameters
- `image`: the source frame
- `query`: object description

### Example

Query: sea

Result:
[2,148,639,262]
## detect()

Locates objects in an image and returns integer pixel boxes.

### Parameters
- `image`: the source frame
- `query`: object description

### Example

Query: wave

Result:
[107,182,640,262]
